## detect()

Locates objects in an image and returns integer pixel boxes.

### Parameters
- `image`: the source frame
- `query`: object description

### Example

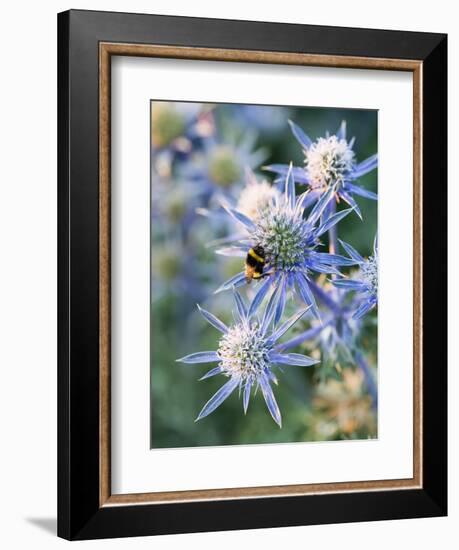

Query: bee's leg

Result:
[257,271,274,280]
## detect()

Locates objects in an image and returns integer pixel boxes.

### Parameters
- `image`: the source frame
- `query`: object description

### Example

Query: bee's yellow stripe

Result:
[248,249,265,263]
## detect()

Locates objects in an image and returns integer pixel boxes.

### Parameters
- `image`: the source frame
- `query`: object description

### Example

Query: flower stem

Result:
[327,200,338,256]
[309,279,340,314]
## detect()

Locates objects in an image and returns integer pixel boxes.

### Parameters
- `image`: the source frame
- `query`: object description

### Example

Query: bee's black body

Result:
[245,245,266,282]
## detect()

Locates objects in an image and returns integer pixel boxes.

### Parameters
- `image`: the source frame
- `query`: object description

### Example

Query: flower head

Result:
[217,322,271,379]
[177,289,318,426]
[359,253,378,296]
[264,120,378,218]
[281,281,362,374]
[236,171,281,221]
[332,237,378,318]
[208,145,242,187]
[215,165,357,319]
[306,134,355,190]
[181,131,267,199]
[279,279,377,406]
[195,170,281,235]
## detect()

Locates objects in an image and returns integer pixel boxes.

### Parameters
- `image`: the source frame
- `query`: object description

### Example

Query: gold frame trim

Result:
[99,43,423,507]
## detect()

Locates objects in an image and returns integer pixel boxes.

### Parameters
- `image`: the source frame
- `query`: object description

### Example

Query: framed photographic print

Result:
[57,9,447,540]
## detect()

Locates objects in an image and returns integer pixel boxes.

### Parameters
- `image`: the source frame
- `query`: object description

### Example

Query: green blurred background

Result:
[150,103,377,448]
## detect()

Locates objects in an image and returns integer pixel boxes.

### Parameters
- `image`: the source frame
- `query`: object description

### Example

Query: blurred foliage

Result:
[150,102,377,448]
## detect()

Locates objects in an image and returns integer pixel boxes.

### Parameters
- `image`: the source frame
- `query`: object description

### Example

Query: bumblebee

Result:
[245,245,266,283]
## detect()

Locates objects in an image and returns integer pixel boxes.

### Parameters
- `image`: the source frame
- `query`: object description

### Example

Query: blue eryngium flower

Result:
[264,120,378,218]
[282,281,362,369]
[215,165,357,319]
[180,131,267,197]
[332,238,378,319]
[177,290,318,427]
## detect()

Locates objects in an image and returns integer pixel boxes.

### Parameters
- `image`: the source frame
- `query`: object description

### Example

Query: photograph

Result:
[150,101,378,448]
[0,1,451,546]
[56,14,447,537]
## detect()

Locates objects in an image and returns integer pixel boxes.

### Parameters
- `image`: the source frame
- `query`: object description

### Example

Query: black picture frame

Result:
[58,9,447,540]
